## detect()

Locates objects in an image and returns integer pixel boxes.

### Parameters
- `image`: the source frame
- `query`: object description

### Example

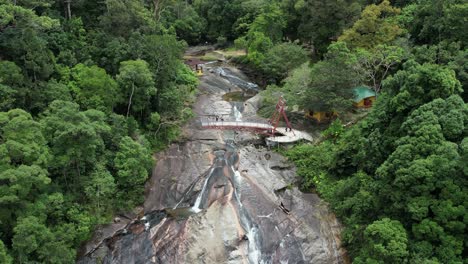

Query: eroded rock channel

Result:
[78,57,347,264]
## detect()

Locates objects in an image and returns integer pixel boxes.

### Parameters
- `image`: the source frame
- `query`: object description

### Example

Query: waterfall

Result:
[215,67,259,91]
[230,166,262,264]
[233,105,242,121]
[191,168,214,213]
[247,227,261,264]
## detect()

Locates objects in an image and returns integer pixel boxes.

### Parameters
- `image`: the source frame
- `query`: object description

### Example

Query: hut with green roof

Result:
[353,86,376,108]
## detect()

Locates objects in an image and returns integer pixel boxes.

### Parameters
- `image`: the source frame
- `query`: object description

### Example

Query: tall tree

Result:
[41,100,110,191]
[301,42,361,113]
[99,0,157,37]
[0,61,24,110]
[0,109,51,242]
[404,0,468,45]
[339,0,404,49]
[354,218,409,263]
[248,3,286,43]
[298,0,361,55]
[0,3,59,81]
[69,64,119,112]
[0,240,12,264]
[260,42,308,83]
[355,44,406,96]
[116,59,155,118]
[84,164,116,214]
[114,136,153,206]
[127,33,185,112]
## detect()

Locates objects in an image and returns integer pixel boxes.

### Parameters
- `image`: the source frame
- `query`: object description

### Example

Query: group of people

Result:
[214,115,224,122]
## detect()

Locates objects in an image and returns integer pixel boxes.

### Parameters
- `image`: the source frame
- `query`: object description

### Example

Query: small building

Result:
[305,110,337,123]
[353,86,376,108]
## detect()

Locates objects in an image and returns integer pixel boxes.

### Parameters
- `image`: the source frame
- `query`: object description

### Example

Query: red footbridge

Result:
[200,97,313,144]
[200,120,274,134]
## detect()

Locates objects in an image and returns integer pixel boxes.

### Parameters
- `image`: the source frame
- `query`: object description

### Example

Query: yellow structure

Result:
[305,86,375,123]
[305,110,337,123]
[353,86,376,108]
[195,64,204,76]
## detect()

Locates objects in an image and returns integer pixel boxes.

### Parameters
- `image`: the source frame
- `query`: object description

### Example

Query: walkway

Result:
[201,120,273,134]
[266,127,313,144]
[200,121,313,144]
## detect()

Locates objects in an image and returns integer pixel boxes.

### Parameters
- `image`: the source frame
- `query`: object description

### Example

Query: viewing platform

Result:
[200,120,313,144]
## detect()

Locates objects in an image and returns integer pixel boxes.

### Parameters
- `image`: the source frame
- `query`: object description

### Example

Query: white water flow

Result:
[231,166,262,264]
[233,105,243,121]
[248,227,261,264]
[191,168,214,213]
[215,67,259,91]
[173,179,198,209]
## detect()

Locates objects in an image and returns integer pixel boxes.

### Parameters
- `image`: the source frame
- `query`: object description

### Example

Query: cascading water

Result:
[78,54,347,264]
[215,67,259,91]
[233,105,243,121]
[230,165,263,264]
[191,168,214,213]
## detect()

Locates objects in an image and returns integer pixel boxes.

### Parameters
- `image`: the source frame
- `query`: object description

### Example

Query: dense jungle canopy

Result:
[0,0,466,263]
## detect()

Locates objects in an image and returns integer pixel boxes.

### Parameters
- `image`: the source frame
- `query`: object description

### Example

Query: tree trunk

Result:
[127,82,135,118]
[153,0,160,19]
[65,0,72,19]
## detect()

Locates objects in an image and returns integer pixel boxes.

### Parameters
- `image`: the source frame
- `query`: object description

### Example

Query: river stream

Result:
[77,53,347,264]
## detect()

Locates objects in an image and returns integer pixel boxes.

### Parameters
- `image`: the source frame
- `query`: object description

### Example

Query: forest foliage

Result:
[0,0,466,263]
[0,0,197,262]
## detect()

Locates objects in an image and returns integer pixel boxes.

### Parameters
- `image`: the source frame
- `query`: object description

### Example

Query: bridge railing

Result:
[200,120,273,130]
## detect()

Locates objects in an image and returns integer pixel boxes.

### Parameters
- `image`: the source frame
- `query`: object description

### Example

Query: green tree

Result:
[259,62,312,115]
[260,42,308,82]
[411,41,468,100]
[41,100,111,190]
[404,0,467,45]
[12,216,51,263]
[288,52,466,263]
[0,61,24,88]
[385,61,463,113]
[0,109,49,166]
[339,0,404,49]
[355,45,406,96]
[0,61,24,109]
[0,109,51,244]
[0,240,12,264]
[69,63,119,111]
[114,136,153,206]
[99,0,157,37]
[84,164,116,215]
[0,3,59,81]
[245,31,273,65]
[301,42,361,113]
[248,3,286,43]
[298,0,361,55]
[12,216,75,263]
[116,59,155,118]
[193,0,243,41]
[15,0,54,9]
[355,218,409,264]
[279,0,304,40]
[127,33,185,113]
[159,1,206,44]
[0,84,15,111]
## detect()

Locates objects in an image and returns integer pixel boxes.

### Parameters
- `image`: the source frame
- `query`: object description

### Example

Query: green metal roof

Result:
[353,86,376,103]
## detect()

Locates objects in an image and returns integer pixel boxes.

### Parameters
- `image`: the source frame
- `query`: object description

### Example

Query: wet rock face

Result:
[78,63,347,264]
